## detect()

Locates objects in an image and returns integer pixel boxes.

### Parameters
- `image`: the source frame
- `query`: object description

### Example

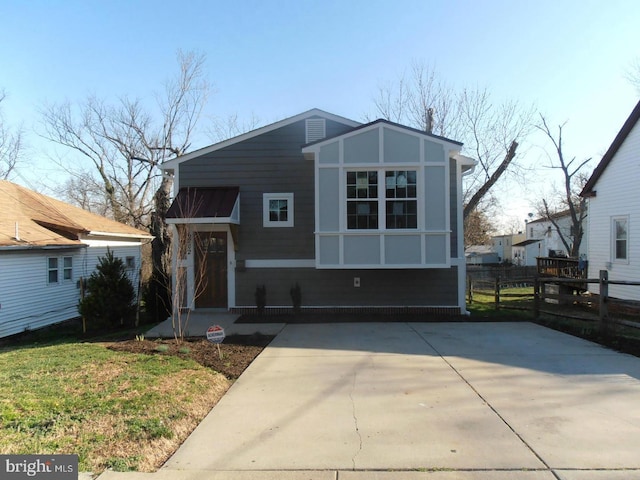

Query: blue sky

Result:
[1,0,639,230]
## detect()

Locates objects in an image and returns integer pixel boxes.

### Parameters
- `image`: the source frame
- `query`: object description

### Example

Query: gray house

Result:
[162,109,475,314]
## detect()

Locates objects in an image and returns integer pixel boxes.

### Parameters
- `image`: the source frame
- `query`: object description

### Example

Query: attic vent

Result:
[306,118,326,143]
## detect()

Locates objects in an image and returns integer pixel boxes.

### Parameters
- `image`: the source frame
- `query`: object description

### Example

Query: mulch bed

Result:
[107,334,274,379]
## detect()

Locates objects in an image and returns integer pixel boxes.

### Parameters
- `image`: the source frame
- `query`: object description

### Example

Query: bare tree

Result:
[0,90,24,180]
[464,208,496,246]
[61,170,110,216]
[624,57,640,95]
[369,62,534,219]
[170,196,210,343]
[535,115,591,257]
[207,112,262,143]
[41,50,210,321]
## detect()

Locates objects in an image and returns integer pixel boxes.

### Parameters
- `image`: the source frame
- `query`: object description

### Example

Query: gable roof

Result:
[527,209,572,225]
[303,118,463,148]
[581,99,640,197]
[0,180,152,248]
[161,108,361,170]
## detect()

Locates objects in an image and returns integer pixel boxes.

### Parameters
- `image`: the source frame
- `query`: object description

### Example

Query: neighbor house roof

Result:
[581,99,640,197]
[0,180,152,248]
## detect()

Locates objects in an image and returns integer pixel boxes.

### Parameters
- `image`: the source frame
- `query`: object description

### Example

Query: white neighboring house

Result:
[513,211,588,266]
[0,180,153,338]
[581,100,640,301]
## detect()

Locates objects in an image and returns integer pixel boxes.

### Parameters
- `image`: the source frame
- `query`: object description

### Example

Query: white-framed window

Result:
[48,257,59,284]
[346,169,418,230]
[612,216,629,262]
[263,193,294,227]
[63,256,73,281]
[48,256,73,283]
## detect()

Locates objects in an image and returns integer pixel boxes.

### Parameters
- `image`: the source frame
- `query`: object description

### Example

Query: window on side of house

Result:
[346,170,418,230]
[347,171,378,229]
[126,256,136,269]
[48,257,59,284]
[613,216,629,261]
[263,193,294,227]
[63,256,73,281]
[385,170,417,229]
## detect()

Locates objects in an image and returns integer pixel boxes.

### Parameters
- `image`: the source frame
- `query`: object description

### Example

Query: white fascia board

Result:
[452,153,477,173]
[161,109,360,171]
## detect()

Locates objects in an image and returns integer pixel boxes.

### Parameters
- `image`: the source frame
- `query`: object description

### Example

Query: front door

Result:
[195,231,228,308]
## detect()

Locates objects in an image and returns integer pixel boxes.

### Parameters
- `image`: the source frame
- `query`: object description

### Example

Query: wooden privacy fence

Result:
[467,270,640,333]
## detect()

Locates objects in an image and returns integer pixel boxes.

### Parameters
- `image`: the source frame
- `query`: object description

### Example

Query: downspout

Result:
[459,161,476,316]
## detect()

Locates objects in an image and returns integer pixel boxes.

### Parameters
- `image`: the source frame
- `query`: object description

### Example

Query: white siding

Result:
[0,249,83,338]
[587,119,640,300]
[0,245,143,338]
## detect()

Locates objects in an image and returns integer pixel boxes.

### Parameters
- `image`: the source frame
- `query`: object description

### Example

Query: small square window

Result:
[263,193,294,227]
[126,256,135,269]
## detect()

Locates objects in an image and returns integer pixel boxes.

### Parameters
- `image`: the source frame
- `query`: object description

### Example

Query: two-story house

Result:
[162,109,475,314]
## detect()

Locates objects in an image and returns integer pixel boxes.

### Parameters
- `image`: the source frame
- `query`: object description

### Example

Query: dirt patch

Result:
[107,334,274,379]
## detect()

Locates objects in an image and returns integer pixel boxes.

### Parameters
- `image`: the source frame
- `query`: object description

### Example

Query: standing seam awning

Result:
[166,187,240,223]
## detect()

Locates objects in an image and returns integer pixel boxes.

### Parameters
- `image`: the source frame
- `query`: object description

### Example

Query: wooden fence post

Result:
[599,270,609,335]
[467,276,473,304]
[495,276,500,310]
[533,278,540,319]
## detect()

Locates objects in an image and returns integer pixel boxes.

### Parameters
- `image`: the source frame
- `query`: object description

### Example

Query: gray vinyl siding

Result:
[235,267,459,307]
[179,119,353,261]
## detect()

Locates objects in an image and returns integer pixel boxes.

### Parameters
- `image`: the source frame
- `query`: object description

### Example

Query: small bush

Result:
[78,249,135,330]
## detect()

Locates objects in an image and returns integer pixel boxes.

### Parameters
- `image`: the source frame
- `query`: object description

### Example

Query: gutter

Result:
[87,231,154,240]
[0,244,86,251]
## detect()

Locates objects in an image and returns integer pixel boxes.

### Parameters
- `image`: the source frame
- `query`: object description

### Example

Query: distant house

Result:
[513,211,588,266]
[162,109,476,314]
[465,245,499,265]
[491,233,525,263]
[0,180,152,338]
[581,100,640,301]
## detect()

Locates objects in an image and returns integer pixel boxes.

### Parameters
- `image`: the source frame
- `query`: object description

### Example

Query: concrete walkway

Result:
[98,322,640,480]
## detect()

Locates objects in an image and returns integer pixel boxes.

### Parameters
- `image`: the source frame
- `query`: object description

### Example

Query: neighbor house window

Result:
[613,216,629,261]
[63,256,73,281]
[346,170,418,230]
[48,257,58,284]
[126,256,135,270]
[263,193,294,227]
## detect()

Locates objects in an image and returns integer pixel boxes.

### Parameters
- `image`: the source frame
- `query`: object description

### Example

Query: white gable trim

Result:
[162,109,360,171]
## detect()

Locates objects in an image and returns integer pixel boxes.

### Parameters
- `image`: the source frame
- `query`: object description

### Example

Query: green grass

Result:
[0,341,230,473]
[467,286,534,320]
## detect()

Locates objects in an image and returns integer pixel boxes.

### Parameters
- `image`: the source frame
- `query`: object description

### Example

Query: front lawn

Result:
[0,340,232,473]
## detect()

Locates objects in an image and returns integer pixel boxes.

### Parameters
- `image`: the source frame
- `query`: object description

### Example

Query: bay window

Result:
[346,169,418,230]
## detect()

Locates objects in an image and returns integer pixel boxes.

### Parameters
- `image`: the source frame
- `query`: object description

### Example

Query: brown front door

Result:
[195,231,228,308]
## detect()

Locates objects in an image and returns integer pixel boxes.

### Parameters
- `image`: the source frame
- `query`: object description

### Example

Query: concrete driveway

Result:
[101,322,640,480]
